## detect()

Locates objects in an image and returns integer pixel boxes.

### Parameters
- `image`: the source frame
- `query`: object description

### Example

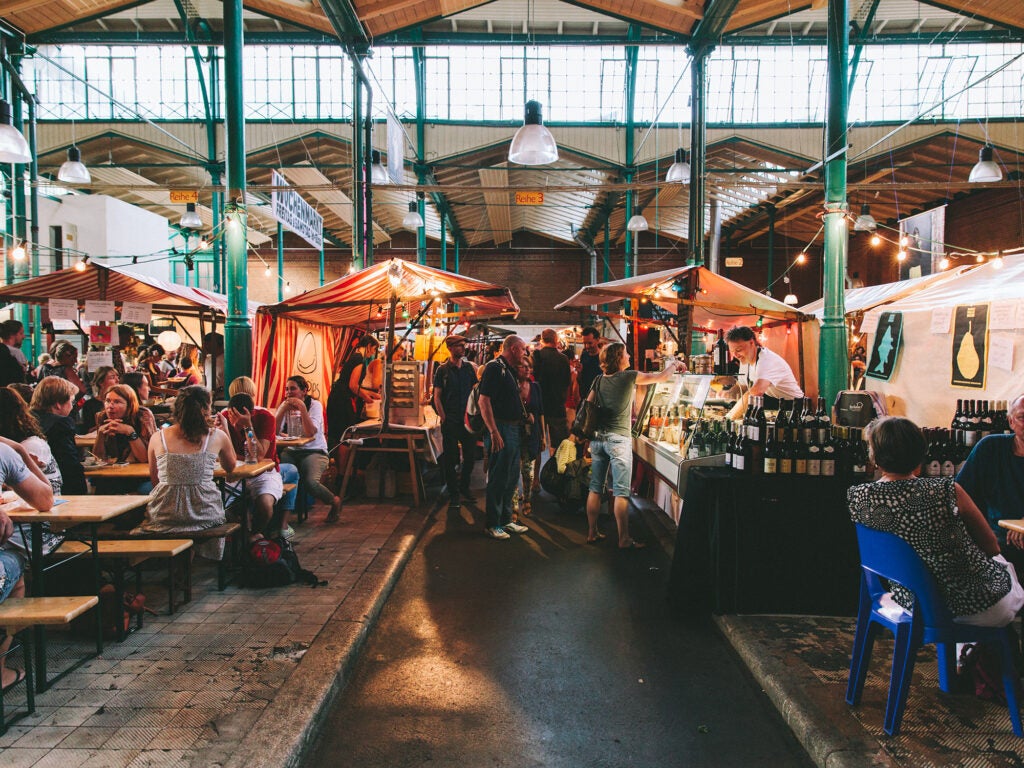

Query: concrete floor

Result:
[307,491,814,768]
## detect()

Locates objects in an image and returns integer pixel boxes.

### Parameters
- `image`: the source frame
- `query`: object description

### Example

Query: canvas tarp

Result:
[799,266,975,320]
[254,259,519,406]
[556,265,819,396]
[857,255,1024,425]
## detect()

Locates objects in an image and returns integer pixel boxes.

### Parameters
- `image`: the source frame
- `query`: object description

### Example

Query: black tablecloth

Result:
[667,467,860,616]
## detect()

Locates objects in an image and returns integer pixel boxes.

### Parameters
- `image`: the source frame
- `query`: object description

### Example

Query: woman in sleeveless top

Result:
[134,386,237,559]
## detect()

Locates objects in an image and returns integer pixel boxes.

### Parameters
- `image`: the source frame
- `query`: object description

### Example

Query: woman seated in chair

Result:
[849,416,1024,627]
[276,375,340,522]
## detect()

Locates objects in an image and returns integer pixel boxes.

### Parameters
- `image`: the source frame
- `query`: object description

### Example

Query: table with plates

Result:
[4,493,151,690]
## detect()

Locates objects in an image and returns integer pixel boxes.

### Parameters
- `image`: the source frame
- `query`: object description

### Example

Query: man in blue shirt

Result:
[958,395,1024,575]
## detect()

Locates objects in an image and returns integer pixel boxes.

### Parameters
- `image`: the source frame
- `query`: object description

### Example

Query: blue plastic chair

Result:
[846,523,1023,737]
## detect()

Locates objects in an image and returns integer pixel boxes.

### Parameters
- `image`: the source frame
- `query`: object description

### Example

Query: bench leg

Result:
[184,553,192,604]
[134,568,144,633]
[167,557,176,615]
[218,547,228,591]
[407,436,420,507]
[338,446,359,511]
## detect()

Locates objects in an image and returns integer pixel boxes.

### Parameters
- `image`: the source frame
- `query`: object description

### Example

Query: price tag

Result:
[83,300,115,322]
[48,298,78,321]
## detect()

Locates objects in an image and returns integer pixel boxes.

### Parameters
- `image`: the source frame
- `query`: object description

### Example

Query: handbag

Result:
[572,375,611,440]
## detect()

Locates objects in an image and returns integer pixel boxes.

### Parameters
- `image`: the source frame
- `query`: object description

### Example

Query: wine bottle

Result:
[806,432,822,477]
[713,329,730,376]
[980,400,994,438]
[820,430,836,477]
[952,398,964,433]
[964,401,979,447]
[775,400,789,445]
[954,430,970,474]
[747,396,762,444]
[755,397,768,447]
[793,435,808,475]
[850,428,870,480]
[815,397,831,445]
[940,429,957,477]
[801,398,816,444]
[731,424,745,471]
[777,432,793,474]
[762,426,778,474]
[924,430,942,477]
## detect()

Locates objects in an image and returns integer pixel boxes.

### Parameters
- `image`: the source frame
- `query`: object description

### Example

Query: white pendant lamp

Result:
[666,148,691,184]
[58,146,91,184]
[968,145,1002,183]
[370,149,390,185]
[852,203,877,232]
[180,202,203,229]
[508,100,558,165]
[402,200,424,230]
[627,214,649,232]
[0,99,31,164]
[783,293,799,306]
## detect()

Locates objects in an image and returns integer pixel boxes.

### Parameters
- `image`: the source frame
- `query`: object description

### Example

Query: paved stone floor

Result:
[0,498,424,768]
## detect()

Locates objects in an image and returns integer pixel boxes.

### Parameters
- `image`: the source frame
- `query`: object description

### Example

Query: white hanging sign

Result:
[270,170,323,250]
[83,300,115,322]
[121,301,152,325]
[860,310,881,334]
[989,301,1018,330]
[48,298,78,321]
[929,306,953,334]
[989,334,1014,372]
[86,350,114,369]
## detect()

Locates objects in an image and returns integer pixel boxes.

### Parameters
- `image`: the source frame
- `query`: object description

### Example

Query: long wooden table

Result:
[5,494,151,691]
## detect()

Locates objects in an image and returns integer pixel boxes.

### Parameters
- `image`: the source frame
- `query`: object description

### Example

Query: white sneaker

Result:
[281,525,296,540]
[485,526,511,540]
[504,521,529,535]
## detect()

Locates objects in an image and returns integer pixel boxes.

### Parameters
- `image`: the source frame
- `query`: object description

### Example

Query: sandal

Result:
[619,540,647,550]
[521,502,532,517]
[1,667,26,692]
[586,532,607,543]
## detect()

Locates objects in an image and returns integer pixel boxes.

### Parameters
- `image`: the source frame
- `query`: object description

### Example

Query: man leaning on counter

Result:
[723,325,803,413]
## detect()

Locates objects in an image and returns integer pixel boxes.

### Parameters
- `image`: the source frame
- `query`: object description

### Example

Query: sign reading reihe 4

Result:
[514,191,544,205]
[271,170,324,250]
[169,190,199,204]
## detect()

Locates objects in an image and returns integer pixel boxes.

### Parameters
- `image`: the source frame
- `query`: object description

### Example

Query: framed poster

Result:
[951,303,989,389]
[898,206,946,280]
[866,311,903,381]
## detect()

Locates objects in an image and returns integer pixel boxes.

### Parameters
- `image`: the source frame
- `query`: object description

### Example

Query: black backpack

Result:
[245,538,325,589]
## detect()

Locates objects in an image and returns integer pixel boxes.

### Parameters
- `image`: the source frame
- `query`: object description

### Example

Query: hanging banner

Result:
[866,311,902,382]
[951,303,989,389]
[387,113,405,185]
[120,302,152,325]
[270,170,323,250]
[48,298,78,322]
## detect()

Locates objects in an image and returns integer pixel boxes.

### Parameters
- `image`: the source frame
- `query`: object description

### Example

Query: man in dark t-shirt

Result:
[533,328,571,450]
[479,335,529,540]
[578,326,602,400]
[432,335,478,507]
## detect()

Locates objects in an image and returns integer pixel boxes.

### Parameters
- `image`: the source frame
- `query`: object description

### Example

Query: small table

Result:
[276,435,314,520]
[75,433,97,449]
[6,494,150,691]
[276,435,314,449]
[337,419,441,509]
[998,519,1024,534]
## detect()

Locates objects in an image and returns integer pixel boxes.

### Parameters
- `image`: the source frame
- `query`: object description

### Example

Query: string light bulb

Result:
[939,257,950,270]
[976,254,985,263]
[870,235,881,247]
[899,235,909,248]
[993,254,1004,269]
[11,243,25,261]
[264,266,271,278]
[74,257,88,272]
[897,250,907,262]
[796,252,807,264]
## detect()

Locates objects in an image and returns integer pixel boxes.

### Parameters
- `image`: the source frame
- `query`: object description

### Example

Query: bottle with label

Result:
[762,426,778,474]
[732,426,745,472]
[979,400,995,438]
[939,429,957,477]
[923,429,942,477]
[820,430,836,477]
[800,398,816,444]
[723,422,734,468]
[964,401,979,447]
[713,329,730,376]
[815,397,832,445]
[850,428,870,480]
[793,436,808,475]
[806,432,821,477]
[774,401,789,446]
[951,398,964,433]
[244,428,258,464]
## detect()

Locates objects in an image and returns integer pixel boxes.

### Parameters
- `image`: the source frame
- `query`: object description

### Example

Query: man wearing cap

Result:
[433,334,478,508]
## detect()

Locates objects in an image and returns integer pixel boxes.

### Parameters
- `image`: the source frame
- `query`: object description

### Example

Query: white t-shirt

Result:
[22,436,61,495]
[303,399,328,453]
[737,347,804,400]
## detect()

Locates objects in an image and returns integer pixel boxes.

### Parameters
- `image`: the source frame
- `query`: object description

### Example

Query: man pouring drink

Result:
[721,325,803,418]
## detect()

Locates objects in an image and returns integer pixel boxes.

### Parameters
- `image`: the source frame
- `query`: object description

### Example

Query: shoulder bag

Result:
[572,375,612,440]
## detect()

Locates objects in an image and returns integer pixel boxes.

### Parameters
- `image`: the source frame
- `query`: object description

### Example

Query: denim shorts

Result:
[0,548,25,602]
[588,431,633,498]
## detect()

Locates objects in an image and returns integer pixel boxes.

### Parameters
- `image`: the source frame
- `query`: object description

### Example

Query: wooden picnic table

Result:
[75,432,97,448]
[276,434,315,449]
[82,458,275,481]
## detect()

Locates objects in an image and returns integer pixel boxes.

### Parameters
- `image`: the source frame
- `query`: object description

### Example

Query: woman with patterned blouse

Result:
[848,416,1024,627]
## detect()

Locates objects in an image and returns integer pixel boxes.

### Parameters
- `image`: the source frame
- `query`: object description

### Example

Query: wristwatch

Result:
[127,430,140,441]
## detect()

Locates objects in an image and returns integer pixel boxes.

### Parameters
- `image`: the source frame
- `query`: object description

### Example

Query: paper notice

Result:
[120,301,152,325]
[930,306,953,334]
[990,335,1014,372]
[48,298,78,321]
[859,310,881,334]
[83,300,115,322]
[86,350,114,369]
[1016,303,1024,329]
[990,301,1017,330]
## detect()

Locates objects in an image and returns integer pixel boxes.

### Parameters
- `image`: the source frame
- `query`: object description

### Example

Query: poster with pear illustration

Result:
[951,304,989,389]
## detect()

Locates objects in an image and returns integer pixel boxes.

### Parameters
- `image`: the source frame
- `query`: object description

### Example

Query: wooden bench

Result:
[93,522,242,590]
[0,595,99,732]
[56,540,193,636]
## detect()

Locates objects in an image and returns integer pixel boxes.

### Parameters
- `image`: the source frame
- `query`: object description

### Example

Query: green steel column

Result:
[209,49,224,293]
[820,0,850,403]
[351,57,364,269]
[454,238,459,273]
[688,49,708,267]
[26,90,40,360]
[624,185,634,280]
[11,85,30,352]
[440,216,447,271]
[319,241,325,286]
[276,223,284,302]
[766,204,776,293]
[414,46,427,265]
[222,0,252,387]
[623,25,638,281]
[603,218,610,314]
[211,176,223,292]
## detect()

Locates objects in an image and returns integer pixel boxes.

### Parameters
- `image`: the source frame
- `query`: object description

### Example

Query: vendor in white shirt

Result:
[724,325,803,411]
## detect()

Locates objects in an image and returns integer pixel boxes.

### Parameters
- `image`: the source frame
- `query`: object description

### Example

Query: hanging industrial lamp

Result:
[58,146,91,184]
[370,149,390,185]
[508,100,558,165]
[626,214,649,232]
[665,148,691,184]
[852,203,877,232]
[0,99,31,164]
[180,202,203,229]
[968,145,1002,183]
[402,200,424,230]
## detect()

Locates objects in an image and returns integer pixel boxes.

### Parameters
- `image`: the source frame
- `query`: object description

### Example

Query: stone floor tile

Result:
[10,725,77,748]
[37,706,98,727]
[124,708,181,728]
[63,689,120,709]
[101,726,160,750]
[78,749,141,768]
[31,747,95,768]
[102,689,194,709]
[144,728,201,750]
[125,749,193,767]
[55,726,117,749]
[80,708,139,728]
[1,748,49,767]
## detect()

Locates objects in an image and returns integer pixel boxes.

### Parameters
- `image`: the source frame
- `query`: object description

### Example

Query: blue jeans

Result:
[0,548,25,602]
[588,431,633,498]
[485,422,521,529]
[279,462,299,511]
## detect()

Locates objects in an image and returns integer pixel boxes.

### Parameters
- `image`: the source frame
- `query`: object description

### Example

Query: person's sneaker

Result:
[281,525,296,540]
[485,526,511,540]
[504,521,529,535]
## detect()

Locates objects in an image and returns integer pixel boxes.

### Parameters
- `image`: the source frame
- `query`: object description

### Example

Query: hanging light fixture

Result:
[783,293,799,306]
[402,200,424,230]
[508,100,558,165]
[387,259,405,288]
[370,149,390,185]
[968,145,1002,183]
[180,202,203,229]
[852,203,877,232]
[626,214,649,232]
[0,99,31,164]
[11,242,26,261]
[665,148,691,184]
[58,146,91,184]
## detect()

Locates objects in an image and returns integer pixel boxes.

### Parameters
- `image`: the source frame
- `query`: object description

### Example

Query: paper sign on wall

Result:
[990,335,1014,372]
[929,306,953,334]
[990,301,1018,330]
[866,311,902,382]
[1015,303,1024,329]
[121,302,152,325]
[86,350,114,369]
[83,300,115,322]
[951,303,989,389]
[48,298,78,321]
[860,310,881,334]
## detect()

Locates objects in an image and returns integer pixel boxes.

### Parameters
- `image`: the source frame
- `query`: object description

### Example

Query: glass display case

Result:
[632,373,737,493]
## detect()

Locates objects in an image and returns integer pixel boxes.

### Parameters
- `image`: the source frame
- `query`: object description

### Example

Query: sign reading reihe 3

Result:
[271,170,324,250]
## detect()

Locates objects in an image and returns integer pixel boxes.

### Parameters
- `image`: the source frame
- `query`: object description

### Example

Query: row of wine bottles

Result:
[740,396,833,446]
[949,399,1012,446]
[920,428,971,478]
[726,422,872,479]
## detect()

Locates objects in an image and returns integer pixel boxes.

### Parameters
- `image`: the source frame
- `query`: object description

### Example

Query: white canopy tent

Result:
[799,266,975,320]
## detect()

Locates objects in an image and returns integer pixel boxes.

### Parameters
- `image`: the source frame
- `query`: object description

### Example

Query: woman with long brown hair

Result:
[93,383,157,464]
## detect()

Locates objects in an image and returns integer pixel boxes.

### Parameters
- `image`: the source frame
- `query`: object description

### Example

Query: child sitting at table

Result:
[133,386,236,559]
